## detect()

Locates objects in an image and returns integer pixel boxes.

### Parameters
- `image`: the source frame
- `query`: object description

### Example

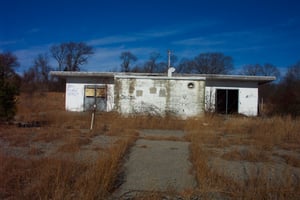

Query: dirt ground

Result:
[0,128,121,163]
[204,143,300,186]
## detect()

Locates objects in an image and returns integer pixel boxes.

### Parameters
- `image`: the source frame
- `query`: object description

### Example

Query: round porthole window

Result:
[187,82,195,89]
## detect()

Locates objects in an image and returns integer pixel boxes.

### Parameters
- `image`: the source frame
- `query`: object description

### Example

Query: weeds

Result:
[0,136,135,199]
[1,92,140,199]
[2,92,300,199]
[187,114,300,199]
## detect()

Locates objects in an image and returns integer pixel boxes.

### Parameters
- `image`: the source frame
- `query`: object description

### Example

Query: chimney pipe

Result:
[168,67,176,77]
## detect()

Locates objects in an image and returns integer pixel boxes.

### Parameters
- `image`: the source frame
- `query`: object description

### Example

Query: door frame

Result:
[84,85,107,111]
[215,89,239,114]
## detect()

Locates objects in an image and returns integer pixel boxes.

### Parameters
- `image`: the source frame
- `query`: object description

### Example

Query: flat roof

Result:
[50,71,276,84]
[50,71,116,78]
[185,74,276,84]
[114,74,206,81]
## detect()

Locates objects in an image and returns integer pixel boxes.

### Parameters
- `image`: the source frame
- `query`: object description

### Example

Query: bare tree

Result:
[141,52,171,73]
[194,53,233,74]
[178,52,233,74]
[51,42,94,71]
[50,44,67,71]
[240,64,263,75]
[273,61,300,116]
[284,61,300,84]
[261,63,281,78]
[120,51,137,72]
[240,63,280,78]
[177,58,194,73]
[33,54,52,83]
[23,54,53,93]
[143,52,161,73]
[126,51,177,73]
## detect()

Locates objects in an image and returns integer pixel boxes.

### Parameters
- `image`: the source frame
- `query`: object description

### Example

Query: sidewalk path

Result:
[113,130,196,198]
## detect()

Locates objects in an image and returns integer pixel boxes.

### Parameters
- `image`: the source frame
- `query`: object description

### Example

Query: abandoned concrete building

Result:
[50,71,275,118]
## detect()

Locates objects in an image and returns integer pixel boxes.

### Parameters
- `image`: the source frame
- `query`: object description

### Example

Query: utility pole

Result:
[168,50,171,69]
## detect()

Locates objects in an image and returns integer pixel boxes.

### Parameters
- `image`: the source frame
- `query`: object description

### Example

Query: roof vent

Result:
[168,67,176,77]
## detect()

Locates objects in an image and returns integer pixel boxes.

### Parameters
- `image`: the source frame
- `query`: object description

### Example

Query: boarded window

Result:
[96,88,106,98]
[85,88,95,97]
[85,86,106,98]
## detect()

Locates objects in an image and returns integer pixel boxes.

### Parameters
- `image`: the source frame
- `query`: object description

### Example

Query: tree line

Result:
[0,41,300,121]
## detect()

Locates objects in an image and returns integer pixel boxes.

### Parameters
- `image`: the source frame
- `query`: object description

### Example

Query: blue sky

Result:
[1,0,300,74]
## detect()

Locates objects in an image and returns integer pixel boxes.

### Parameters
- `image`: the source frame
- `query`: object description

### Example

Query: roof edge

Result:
[49,71,276,84]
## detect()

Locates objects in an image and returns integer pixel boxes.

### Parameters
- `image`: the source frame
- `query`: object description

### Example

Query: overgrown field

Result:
[1,92,300,199]
[186,115,300,199]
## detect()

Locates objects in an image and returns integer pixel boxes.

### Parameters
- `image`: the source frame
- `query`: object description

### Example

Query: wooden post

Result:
[90,104,96,130]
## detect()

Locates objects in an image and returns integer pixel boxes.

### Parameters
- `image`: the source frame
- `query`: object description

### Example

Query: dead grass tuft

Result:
[27,147,44,155]
[1,92,140,199]
[188,114,300,199]
[223,116,300,150]
[221,148,270,162]
[58,136,92,153]
[3,93,300,199]
[0,135,136,199]
[279,154,300,168]
[140,135,185,141]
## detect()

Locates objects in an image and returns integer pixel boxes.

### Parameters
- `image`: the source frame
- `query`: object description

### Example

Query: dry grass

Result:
[0,132,135,199]
[187,114,300,199]
[189,138,300,199]
[1,92,140,199]
[2,92,300,199]
[58,136,92,153]
[1,92,187,199]
[27,147,44,155]
[140,135,185,141]
[279,154,300,168]
[221,148,270,162]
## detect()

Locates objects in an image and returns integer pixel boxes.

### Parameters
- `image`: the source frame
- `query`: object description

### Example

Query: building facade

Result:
[50,71,275,117]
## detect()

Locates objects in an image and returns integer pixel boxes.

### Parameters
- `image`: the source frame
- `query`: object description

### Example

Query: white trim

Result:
[114,75,206,81]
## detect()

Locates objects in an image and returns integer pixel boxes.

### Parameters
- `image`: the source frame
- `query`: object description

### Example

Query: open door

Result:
[216,89,238,114]
[84,85,107,111]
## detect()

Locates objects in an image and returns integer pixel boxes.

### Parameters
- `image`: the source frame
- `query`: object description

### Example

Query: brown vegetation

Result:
[1,92,300,199]
[186,115,300,199]
[1,93,138,199]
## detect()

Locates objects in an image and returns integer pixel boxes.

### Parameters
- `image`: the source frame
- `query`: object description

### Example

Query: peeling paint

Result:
[149,87,157,94]
[159,89,166,97]
[136,90,143,97]
[116,78,205,118]
[62,74,265,117]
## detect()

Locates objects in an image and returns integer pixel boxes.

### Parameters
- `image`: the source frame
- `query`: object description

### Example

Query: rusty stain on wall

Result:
[159,89,166,97]
[129,79,136,94]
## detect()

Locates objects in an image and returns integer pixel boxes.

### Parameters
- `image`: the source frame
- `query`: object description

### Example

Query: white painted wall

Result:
[65,83,85,111]
[205,80,259,116]
[65,77,114,112]
[63,76,260,117]
[115,77,205,118]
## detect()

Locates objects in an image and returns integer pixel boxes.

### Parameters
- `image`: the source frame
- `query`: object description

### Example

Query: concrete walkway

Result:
[113,130,196,198]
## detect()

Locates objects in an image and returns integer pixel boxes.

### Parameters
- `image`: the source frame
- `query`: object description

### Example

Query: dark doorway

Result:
[216,89,239,114]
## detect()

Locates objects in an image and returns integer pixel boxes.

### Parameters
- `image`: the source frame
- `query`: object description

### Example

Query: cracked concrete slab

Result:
[113,130,196,199]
